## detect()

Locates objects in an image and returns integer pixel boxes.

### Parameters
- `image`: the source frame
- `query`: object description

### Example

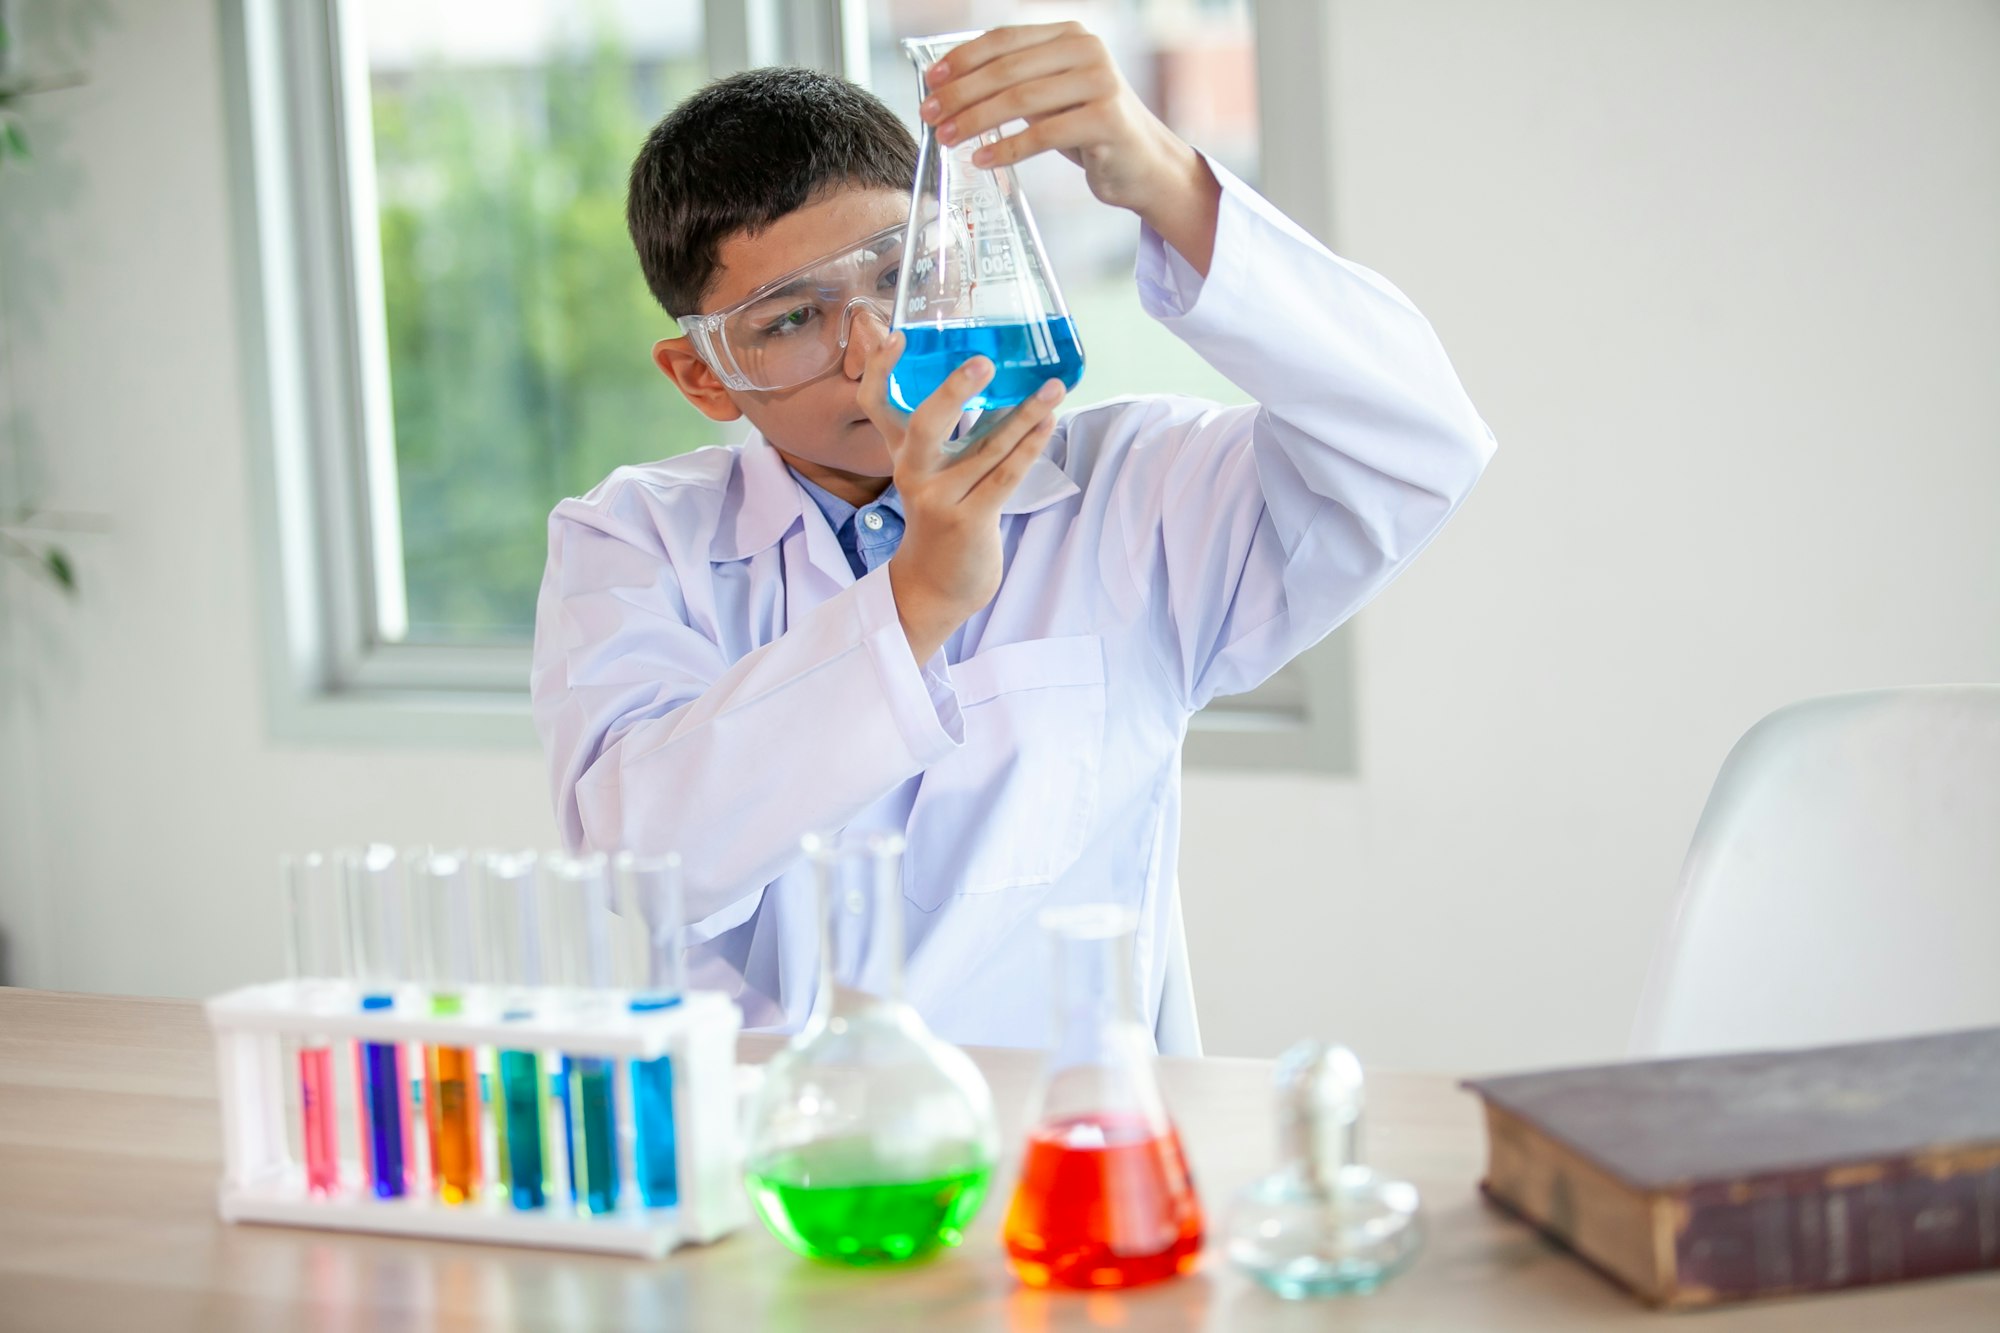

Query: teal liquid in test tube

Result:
[618,851,687,1209]
[549,852,622,1215]
[479,850,554,1211]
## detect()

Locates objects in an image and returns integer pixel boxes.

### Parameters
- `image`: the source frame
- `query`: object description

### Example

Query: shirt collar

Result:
[791,469,907,532]
[710,428,1080,562]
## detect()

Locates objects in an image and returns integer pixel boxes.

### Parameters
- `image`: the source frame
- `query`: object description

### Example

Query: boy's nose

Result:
[839,298,893,378]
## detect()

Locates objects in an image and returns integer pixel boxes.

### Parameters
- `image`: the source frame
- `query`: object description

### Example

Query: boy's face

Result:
[652,184,909,495]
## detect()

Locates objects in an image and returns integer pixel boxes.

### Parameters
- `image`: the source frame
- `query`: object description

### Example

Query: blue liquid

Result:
[889,317,1084,414]
[631,1056,677,1207]
[361,1039,408,1199]
[562,1055,621,1215]
[629,995,681,1208]
[498,1049,550,1210]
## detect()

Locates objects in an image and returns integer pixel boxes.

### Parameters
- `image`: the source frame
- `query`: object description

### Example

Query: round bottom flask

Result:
[743,832,999,1264]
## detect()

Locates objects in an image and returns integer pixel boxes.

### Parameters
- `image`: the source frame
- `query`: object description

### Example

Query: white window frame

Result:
[221,0,1355,770]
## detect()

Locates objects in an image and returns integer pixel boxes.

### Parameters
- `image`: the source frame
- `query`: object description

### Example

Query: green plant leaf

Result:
[2,120,26,161]
[45,547,76,594]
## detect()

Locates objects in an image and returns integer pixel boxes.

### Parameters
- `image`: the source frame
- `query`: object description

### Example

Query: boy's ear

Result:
[653,336,744,423]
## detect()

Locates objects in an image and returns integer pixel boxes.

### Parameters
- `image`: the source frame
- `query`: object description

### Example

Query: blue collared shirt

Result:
[790,472,906,579]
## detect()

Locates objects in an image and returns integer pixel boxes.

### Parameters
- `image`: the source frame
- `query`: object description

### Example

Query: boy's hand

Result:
[859,331,1066,663]
[918,22,1221,275]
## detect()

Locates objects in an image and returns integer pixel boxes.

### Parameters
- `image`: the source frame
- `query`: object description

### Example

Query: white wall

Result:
[2,0,1995,1073]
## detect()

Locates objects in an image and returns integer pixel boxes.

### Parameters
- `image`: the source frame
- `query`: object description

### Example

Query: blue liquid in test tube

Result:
[358,997,410,1198]
[629,997,679,1207]
[345,844,417,1200]
[619,851,689,1209]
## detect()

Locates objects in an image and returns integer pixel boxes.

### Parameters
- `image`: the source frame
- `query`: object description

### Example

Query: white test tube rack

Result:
[205,980,746,1257]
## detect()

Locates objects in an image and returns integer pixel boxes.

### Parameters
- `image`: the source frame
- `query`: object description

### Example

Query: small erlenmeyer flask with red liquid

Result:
[1003,905,1204,1289]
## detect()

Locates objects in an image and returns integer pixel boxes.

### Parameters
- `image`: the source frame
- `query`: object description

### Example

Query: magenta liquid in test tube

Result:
[281,852,348,1196]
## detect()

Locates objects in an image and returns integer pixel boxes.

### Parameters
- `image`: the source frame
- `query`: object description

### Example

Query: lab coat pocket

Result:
[904,635,1107,909]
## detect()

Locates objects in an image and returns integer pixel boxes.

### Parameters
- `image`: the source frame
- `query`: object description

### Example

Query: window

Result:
[227,0,1351,768]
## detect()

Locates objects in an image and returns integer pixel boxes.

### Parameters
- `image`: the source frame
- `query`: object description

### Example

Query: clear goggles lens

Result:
[683,224,906,393]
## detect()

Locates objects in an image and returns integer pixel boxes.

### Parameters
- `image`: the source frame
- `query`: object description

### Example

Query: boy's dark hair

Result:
[626,67,918,318]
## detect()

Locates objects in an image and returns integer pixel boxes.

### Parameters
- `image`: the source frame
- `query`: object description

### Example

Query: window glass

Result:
[357,1,723,646]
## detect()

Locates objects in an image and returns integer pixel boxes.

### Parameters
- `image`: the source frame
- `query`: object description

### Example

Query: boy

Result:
[531,24,1495,1052]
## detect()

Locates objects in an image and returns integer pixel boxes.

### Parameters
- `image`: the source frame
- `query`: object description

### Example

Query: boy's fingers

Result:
[921,35,1092,126]
[954,379,1065,499]
[908,356,995,456]
[972,107,1097,171]
[965,411,1058,507]
[924,22,1078,88]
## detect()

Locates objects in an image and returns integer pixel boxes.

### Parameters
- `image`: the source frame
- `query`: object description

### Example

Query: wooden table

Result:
[1,990,1993,1331]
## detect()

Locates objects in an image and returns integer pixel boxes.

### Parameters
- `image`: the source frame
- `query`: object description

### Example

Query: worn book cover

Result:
[1463,1026,2000,1308]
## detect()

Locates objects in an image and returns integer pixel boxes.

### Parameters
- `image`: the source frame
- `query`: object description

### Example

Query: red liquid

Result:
[298,1045,339,1196]
[1002,1114,1204,1289]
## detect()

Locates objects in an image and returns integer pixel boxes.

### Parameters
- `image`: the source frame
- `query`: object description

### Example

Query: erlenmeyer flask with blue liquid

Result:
[890,31,1084,439]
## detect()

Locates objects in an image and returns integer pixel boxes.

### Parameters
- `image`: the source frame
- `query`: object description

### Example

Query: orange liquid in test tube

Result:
[425,1044,482,1204]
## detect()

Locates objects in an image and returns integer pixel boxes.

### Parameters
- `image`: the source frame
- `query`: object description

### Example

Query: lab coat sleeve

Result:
[531,484,963,936]
[1115,157,1497,709]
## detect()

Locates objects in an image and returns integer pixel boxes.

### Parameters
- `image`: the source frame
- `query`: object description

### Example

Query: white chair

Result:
[1630,685,2000,1058]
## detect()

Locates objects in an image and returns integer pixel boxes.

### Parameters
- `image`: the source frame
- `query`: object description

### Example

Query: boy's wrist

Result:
[1130,135,1222,279]
[887,559,965,663]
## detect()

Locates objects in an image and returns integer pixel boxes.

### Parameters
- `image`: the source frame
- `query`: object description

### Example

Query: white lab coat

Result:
[531,160,1496,1052]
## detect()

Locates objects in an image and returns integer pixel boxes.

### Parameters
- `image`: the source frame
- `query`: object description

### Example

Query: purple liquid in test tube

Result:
[344,844,417,1199]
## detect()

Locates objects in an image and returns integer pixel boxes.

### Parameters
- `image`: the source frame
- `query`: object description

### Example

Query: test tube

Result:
[479,849,555,1211]
[281,852,348,1196]
[343,843,416,1199]
[410,849,484,1205]
[618,851,685,1209]
[548,851,622,1215]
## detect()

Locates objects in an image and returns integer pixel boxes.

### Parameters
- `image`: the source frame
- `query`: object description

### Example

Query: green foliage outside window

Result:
[371,33,724,644]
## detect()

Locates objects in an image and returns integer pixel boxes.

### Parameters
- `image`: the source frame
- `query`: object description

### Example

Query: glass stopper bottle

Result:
[1225,1040,1424,1297]
[742,831,999,1264]
[1003,905,1204,1289]
[890,30,1085,439]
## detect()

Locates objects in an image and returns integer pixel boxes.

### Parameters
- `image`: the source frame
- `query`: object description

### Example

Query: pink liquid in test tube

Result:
[298,1044,339,1195]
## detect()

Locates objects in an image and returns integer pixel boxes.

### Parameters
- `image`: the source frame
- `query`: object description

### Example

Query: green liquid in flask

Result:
[747,1140,992,1264]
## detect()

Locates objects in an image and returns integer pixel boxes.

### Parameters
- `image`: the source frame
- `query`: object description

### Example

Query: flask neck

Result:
[807,836,906,1027]
[1031,907,1172,1133]
[901,31,979,77]
[1270,1042,1368,1189]
[1049,925,1143,1066]
[1280,1105,1362,1189]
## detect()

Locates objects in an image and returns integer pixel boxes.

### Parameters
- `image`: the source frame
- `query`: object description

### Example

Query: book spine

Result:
[1673,1155,2000,1303]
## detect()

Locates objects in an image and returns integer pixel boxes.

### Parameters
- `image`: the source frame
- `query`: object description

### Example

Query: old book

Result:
[1462,1026,2000,1309]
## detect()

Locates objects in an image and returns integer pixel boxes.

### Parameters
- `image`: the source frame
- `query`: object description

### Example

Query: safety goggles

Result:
[677,223,910,393]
